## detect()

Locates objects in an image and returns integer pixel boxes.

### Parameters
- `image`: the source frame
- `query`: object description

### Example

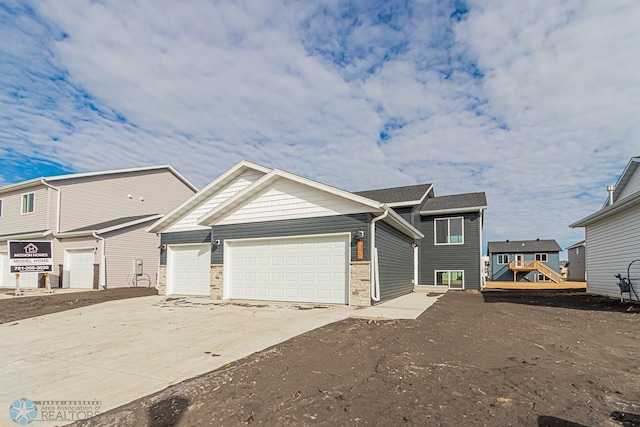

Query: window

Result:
[497,254,509,264]
[0,198,3,217]
[576,247,580,255]
[434,217,464,245]
[535,253,548,262]
[436,270,464,289]
[537,273,550,282]
[21,192,35,214]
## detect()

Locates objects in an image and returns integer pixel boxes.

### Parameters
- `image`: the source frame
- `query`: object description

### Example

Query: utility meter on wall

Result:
[134,258,143,276]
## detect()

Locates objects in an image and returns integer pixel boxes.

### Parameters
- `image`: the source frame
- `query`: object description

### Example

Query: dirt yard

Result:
[56,290,638,427]
[2,289,638,426]
[0,287,157,324]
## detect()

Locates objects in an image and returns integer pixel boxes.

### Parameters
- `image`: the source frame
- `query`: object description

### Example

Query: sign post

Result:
[8,241,53,296]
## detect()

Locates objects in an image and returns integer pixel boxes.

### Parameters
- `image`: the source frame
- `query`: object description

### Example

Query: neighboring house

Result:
[0,166,196,289]
[149,161,487,306]
[566,240,586,281]
[487,239,562,283]
[570,156,640,299]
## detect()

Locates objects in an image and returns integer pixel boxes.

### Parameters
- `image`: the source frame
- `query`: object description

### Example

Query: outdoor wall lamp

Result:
[353,230,365,240]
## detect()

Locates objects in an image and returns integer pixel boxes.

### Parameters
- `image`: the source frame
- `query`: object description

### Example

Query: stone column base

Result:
[350,261,371,306]
[157,265,167,295]
[210,264,223,300]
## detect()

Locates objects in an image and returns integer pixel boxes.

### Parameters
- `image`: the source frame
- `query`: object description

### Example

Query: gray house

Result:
[0,166,196,289]
[570,156,640,299]
[487,239,562,283]
[149,161,487,305]
[566,240,586,281]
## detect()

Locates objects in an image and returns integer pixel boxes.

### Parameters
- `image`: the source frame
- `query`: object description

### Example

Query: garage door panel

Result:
[168,244,210,296]
[227,235,348,304]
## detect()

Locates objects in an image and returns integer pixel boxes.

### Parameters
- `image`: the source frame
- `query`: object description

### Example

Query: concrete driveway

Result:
[1,296,354,425]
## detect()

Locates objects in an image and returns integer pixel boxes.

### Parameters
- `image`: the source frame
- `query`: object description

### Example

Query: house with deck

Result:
[487,239,562,283]
[148,160,487,305]
[0,166,196,289]
[570,155,640,299]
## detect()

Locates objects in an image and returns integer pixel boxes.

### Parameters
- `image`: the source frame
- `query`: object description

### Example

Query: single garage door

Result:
[168,244,211,296]
[64,249,95,288]
[227,234,349,304]
[0,252,38,288]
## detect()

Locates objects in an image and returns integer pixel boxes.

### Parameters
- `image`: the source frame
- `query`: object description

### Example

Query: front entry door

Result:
[515,254,524,268]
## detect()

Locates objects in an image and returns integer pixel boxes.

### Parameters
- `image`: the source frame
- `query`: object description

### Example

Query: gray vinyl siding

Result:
[394,207,413,225]
[376,221,414,301]
[210,214,370,264]
[418,212,481,290]
[567,247,586,281]
[584,202,640,299]
[160,230,212,264]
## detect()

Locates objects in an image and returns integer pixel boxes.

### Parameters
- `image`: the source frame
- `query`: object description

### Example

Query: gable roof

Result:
[57,214,163,237]
[354,184,433,206]
[0,165,197,195]
[420,192,487,215]
[607,156,640,206]
[147,161,271,233]
[566,240,585,250]
[571,189,640,227]
[487,239,562,253]
[198,169,424,239]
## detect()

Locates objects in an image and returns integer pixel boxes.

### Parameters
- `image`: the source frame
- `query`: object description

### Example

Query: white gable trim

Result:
[147,161,270,233]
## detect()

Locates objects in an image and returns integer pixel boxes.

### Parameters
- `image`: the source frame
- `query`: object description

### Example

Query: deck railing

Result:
[509,260,563,283]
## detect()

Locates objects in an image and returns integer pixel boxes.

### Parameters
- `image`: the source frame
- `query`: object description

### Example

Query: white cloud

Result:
[1,0,639,253]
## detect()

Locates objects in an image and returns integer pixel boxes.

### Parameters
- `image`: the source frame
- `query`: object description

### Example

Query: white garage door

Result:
[168,244,211,296]
[65,249,95,289]
[0,253,38,288]
[227,234,349,304]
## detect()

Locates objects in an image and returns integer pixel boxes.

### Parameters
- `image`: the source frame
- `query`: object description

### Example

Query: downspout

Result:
[93,232,106,289]
[370,208,389,302]
[40,179,61,234]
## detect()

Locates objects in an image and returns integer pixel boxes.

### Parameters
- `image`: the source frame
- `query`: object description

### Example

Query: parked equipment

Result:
[614,259,640,302]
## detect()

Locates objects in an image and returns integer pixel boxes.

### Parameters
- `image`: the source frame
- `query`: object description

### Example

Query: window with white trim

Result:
[576,247,580,255]
[21,192,34,214]
[535,253,548,262]
[435,270,464,289]
[497,254,509,264]
[434,217,464,245]
[537,273,551,282]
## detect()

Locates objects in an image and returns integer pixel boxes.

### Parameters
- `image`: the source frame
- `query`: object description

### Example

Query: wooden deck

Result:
[484,281,587,290]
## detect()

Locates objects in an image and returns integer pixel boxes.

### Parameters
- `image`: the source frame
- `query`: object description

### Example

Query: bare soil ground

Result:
[3,288,638,426]
[0,287,157,324]
[61,290,640,427]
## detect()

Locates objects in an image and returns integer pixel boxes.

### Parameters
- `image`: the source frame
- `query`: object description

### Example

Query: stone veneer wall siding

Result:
[210,264,223,300]
[349,261,371,306]
[157,265,167,295]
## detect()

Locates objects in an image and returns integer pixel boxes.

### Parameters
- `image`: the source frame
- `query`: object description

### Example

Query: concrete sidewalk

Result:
[1,296,354,426]
[351,292,443,320]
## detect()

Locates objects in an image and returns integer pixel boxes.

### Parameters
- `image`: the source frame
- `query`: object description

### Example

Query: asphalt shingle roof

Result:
[487,239,562,253]
[66,214,159,233]
[354,184,432,204]
[421,192,487,212]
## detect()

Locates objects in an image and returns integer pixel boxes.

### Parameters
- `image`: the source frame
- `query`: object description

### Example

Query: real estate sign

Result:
[8,241,53,273]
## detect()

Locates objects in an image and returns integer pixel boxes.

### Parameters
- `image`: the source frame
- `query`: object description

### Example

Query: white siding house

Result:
[571,156,640,300]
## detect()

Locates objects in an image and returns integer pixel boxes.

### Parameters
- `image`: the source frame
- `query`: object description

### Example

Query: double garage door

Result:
[227,235,349,304]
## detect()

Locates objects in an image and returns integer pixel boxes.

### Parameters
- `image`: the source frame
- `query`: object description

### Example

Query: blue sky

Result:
[1,0,639,255]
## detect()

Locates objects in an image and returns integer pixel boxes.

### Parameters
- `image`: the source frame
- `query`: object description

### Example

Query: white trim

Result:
[420,205,487,216]
[148,160,270,233]
[434,269,465,290]
[0,165,197,196]
[514,254,524,268]
[535,253,548,262]
[496,254,509,264]
[413,245,419,286]
[385,200,422,207]
[223,232,351,304]
[0,230,53,241]
[434,216,464,245]
[21,192,35,215]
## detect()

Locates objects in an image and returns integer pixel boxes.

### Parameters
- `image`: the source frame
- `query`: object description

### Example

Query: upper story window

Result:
[535,253,548,262]
[497,254,509,264]
[21,192,35,214]
[435,217,464,245]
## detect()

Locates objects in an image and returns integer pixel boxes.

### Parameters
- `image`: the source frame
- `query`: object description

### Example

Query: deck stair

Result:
[509,260,563,283]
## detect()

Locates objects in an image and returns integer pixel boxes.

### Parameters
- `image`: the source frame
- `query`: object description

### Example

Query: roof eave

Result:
[59,214,163,238]
[2,230,53,241]
[382,205,424,239]
[420,206,487,216]
[571,191,640,228]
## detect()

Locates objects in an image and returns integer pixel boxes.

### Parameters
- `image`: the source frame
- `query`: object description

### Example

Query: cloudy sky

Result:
[1,0,639,255]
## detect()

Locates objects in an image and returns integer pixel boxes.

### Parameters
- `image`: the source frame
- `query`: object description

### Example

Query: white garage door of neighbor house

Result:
[168,244,211,296]
[65,249,95,289]
[227,235,349,304]
[0,252,38,288]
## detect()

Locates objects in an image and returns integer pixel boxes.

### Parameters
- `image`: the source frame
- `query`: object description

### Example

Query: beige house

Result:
[0,166,196,289]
